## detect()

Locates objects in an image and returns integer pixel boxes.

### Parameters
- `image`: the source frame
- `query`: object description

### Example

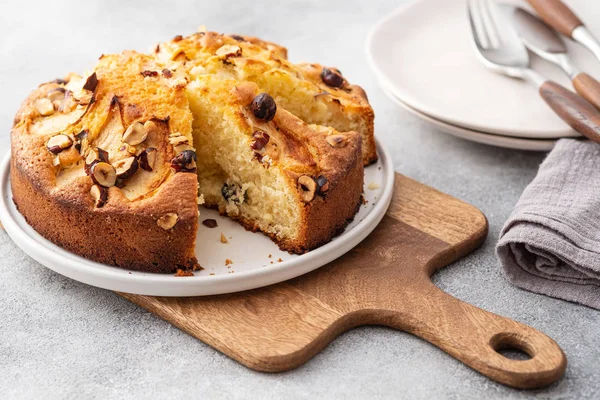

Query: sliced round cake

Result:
[10,31,374,273]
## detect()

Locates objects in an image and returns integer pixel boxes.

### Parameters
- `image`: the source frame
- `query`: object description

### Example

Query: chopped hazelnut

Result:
[316,175,329,195]
[139,147,158,171]
[220,233,228,243]
[34,98,55,116]
[90,162,117,188]
[47,87,66,104]
[113,156,139,180]
[169,134,190,146]
[297,175,317,202]
[82,72,99,92]
[90,184,108,208]
[143,120,160,136]
[215,44,242,58]
[123,122,148,145]
[157,213,179,230]
[326,135,346,148]
[46,134,73,154]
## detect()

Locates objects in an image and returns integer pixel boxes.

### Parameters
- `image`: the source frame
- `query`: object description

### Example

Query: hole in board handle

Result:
[490,332,534,362]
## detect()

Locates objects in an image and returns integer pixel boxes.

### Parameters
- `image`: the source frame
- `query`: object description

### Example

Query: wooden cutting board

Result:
[119,173,566,390]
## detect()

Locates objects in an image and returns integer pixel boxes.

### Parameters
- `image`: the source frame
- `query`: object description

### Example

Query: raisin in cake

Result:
[10,31,373,273]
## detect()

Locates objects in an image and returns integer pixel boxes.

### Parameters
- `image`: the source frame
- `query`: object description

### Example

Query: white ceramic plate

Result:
[366,0,600,139]
[381,84,557,151]
[0,140,393,297]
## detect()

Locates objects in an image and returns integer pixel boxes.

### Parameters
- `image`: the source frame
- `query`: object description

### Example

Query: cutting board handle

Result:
[378,278,567,389]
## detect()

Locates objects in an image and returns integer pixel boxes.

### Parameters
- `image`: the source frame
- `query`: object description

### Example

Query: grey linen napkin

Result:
[497,139,600,309]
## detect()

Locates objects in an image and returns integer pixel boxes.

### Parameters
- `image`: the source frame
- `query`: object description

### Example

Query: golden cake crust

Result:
[11,52,199,273]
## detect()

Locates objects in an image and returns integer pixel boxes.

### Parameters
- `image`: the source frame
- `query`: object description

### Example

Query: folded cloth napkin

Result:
[497,139,600,309]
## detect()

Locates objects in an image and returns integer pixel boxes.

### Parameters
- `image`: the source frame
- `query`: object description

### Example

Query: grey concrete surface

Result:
[1,0,599,399]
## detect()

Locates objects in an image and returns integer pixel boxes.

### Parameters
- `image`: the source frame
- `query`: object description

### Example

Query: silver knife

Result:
[505,5,600,111]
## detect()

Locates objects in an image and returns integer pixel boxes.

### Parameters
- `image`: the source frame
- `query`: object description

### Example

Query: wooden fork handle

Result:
[539,80,600,143]
[572,73,600,111]
[527,0,583,37]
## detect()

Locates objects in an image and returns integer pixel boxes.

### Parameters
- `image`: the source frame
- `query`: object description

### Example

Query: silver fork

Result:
[467,0,600,144]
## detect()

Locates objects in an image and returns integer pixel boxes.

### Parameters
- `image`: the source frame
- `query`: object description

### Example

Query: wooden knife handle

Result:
[527,0,583,37]
[397,282,567,389]
[573,73,600,111]
[539,80,600,143]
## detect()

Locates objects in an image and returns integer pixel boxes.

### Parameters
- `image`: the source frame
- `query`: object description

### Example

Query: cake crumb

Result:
[209,273,215,276]
[361,196,368,205]
[270,261,274,264]
[175,269,194,277]
[220,233,228,243]
[368,182,381,190]
[193,264,204,271]
[225,258,233,266]
[277,258,283,263]
[202,218,218,228]
[197,194,205,205]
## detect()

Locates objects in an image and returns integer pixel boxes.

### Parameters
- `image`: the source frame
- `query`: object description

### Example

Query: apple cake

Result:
[10,31,374,273]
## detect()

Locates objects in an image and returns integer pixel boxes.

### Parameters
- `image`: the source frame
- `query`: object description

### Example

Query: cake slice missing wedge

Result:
[186,75,364,253]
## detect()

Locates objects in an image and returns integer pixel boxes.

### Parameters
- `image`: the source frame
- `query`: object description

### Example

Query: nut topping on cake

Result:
[171,150,197,172]
[139,147,158,171]
[297,175,317,202]
[46,134,73,154]
[216,44,242,59]
[34,98,55,116]
[90,184,108,208]
[90,162,117,187]
[326,135,346,148]
[123,122,148,145]
[169,133,190,146]
[157,213,179,230]
[58,91,77,113]
[73,129,89,153]
[113,156,139,180]
[316,175,329,195]
[250,130,270,151]
[47,87,66,106]
[82,72,99,92]
[95,147,110,163]
[250,93,277,122]
[320,68,345,88]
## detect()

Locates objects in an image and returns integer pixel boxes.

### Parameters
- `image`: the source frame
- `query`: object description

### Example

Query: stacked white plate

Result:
[366,0,600,151]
